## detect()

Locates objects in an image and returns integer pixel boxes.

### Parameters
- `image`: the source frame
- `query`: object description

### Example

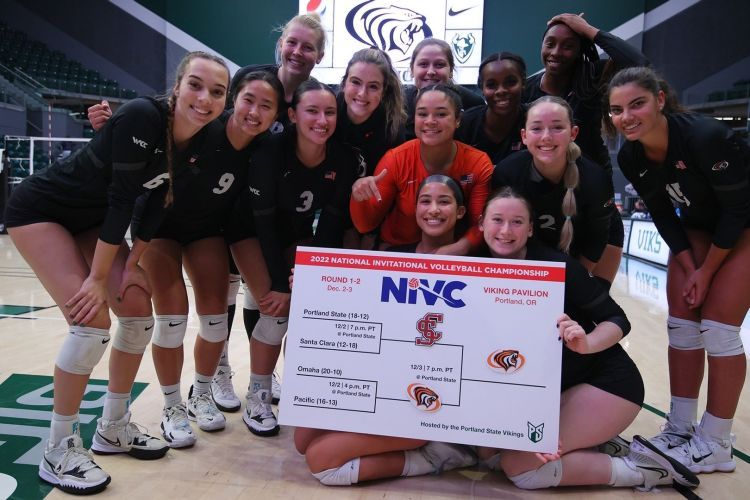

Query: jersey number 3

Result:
[296,190,314,212]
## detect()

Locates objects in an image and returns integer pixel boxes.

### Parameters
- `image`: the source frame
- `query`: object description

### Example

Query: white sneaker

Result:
[420,441,478,473]
[671,429,736,473]
[91,411,168,460]
[161,403,196,448]
[649,415,693,454]
[212,366,241,412]
[243,389,279,436]
[271,371,282,405]
[598,435,631,457]
[187,388,226,431]
[39,433,111,495]
[629,436,699,489]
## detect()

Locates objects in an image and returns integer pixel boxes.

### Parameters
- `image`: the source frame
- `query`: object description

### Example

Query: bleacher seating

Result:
[0,21,137,99]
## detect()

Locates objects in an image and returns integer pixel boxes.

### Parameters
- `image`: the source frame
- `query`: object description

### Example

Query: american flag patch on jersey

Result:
[459,173,474,185]
[324,170,336,181]
[675,160,687,170]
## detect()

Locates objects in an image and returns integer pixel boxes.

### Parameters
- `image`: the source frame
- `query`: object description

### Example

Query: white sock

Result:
[218,342,229,367]
[609,457,643,487]
[249,373,272,395]
[402,449,435,476]
[670,396,698,428]
[192,373,212,397]
[50,411,78,444]
[103,391,130,420]
[700,411,733,441]
[161,383,182,408]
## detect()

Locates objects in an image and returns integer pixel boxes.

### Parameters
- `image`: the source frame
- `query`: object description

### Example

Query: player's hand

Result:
[288,268,295,290]
[88,100,112,131]
[547,13,598,40]
[535,440,562,463]
[557,314,590,354]
[258,291,291,317]
[351,169,387,202]
[117,264,152,302]
[683,266,712,309]
[66,276,108,326]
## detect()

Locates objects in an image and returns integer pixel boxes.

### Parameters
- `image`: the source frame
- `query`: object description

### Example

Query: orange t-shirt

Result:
[350,139,492,248]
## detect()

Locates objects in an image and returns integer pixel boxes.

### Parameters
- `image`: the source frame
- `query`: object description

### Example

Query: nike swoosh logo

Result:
[101,338,110,344]
[169,322,184,327]
[164,390,177,396]
[209,320,222,326]
[692,452,712,462]
[637,465,668,479]
[276,319,288,325]
[97,431,121,447]
[448,6,475,16]
[639,170,648,177]
[700,329,709,334]
[145,324,154,331]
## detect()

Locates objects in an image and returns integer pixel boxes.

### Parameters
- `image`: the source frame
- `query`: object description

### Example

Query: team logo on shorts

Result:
[451,33,475,64]
[407,383,441,412]
[487,349,525,374]
[345,0,433,60]
[527,421,544,443]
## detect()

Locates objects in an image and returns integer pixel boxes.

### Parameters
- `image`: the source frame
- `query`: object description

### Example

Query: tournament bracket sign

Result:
[279,247,564,453]
[300,0,484,85]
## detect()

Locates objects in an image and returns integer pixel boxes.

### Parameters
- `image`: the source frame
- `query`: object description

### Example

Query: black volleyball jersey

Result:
[524,240,632,389]
[403,84,485,141]
[493,150,615,262]
[453,104,526,165]
[524,31,649,171]
[333,92,404,177]
[248,131,359,292]
[135,112,263,241]
[28,97,211,244]
[618,112,750,254]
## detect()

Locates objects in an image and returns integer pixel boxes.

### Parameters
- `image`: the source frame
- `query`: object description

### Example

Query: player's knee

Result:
[198,313,228,343]
[228,274,241,305]
[667,315,703,350]
[310,458,360,486]
[252,314,287,346]
[507,460,562,490]
[56,326,110,375]
[151,315,188,348]
[112,316,154,354]
[702,319,744,356]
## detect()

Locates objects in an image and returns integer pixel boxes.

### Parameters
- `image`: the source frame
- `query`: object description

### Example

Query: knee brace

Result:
[198,313,228,343]
[252,313,288,346]
[227,274,241,306]
[242,282,258,310]
[312,457,360,486]
[667,316,703,350]
[56,326,110,375]
[112,316,154,354]
[508,459,562,490]
[702,319,744,357]
[152,314,188,348]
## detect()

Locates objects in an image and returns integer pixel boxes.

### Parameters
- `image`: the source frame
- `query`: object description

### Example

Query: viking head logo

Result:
[407,383,441,412]
[527,422,544,443]
[345,0,433,59]
[487,349,525,374]
[451,33,475,64]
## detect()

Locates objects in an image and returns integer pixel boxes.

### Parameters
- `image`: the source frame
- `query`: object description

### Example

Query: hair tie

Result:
[565,215,572,221]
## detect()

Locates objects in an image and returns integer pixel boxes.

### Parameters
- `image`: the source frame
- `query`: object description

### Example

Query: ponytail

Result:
[559,142,580,253]
[164,94,176,207]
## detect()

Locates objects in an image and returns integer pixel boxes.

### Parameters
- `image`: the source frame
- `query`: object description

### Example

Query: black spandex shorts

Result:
[223,190,257,244]
[4,177,104,234]
[152,213,223,246]
[562,344,644,406]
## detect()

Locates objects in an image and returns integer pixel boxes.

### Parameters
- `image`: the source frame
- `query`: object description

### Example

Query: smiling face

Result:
[173,57,228,128]
[481,59,523,118]
[521,101,578,172]
[278,22,324,80]
[415,90,460,147]
[541,23,581,77]
[288,89,337,146]
[411,44,453,89]
[416,182,465,239]
[231,79,279,139]
[608,82,665,142]
[343,62,384,124]
[480,196,534,260]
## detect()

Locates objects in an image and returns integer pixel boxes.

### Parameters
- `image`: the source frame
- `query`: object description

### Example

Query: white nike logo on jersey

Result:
[639,170,648,177]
